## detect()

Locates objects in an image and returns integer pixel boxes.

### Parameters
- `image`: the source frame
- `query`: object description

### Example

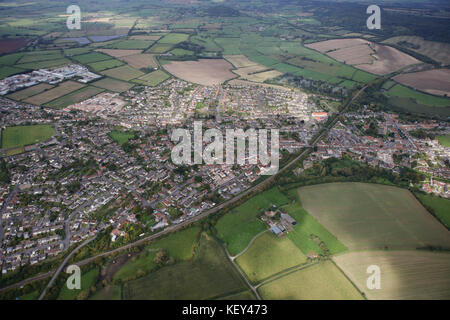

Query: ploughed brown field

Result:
[306,38,419,75]
[0,38,30,54]
[163,59,236,86]
[393,69,450,97]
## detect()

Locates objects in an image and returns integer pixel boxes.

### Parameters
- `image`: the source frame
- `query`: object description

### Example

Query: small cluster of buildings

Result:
[0,64,100,95]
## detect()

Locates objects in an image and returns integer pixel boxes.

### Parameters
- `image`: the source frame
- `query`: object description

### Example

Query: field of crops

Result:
[45,86,104,109]
[72,52,111,64]
[157,33,189,44]
[87,59,124,72]
[6,83,53,101]
[297,182,450,250]
[258,261,363,300]
[132,70,170,87]
[122,234,247,300]
[100,65,144,81]
[91,77,134,93]
[386,84,450,107]
[23,81,85,106]
[333,250,450,299]
[414,192,450,228]
[236,232,307,283]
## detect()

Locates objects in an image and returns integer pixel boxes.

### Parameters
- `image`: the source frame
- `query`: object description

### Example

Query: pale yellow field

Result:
[119,53,158,69]
[307,38,419,75]
[246,70,283,82]
[258,261,364,300]
[232,65,268,77]
[224,55,258,68]
[383,36,450,66]
[163,59,236,86]
[333,250,450,300]
[306,38,368,53]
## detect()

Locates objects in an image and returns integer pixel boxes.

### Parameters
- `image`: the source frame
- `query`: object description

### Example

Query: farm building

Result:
[270,225,283,236]
[281,213,296,226]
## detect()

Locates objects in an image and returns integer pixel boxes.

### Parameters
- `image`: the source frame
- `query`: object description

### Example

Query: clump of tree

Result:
[153,249,174,266]
[0,158,10,185]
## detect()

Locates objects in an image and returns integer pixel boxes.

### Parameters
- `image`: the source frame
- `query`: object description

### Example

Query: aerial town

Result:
[0,74,449,275]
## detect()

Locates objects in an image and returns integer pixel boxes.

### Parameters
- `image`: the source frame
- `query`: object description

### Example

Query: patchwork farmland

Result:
[306,38,419,75]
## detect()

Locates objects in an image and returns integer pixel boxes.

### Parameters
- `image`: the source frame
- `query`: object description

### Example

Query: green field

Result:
[281,191,347,256]
[72,52,111,64]
[258,261,364,300]
[386,84,450,107]
[215,187,290,256]
[104,39,154,50]
[0,53,24,66]
[15,58,71,70]
[122,234,247,300]
[44,86,104,109]
[6,83,53,101]
[170,48,194,56]
[1,124,55,149]
[147,43,173,54]
[100,65,144,81]
[235,232,307,283]
[298,183,450,250]
[132,70,170,87]
[0,65,25,79]
[436,135,450,147]
[113,227,200,281]
[415,192,450,228]
[147,226,200,261]
[89,285,121,300]
[108,130,136,146]
[91,77,134,93]
[64,47,92,56]
[217,290,256,300]
[87,59,124,72]
[17,51,64,64]
[57,268,99,300]
[158,33,189,44]
[18,291,39,300]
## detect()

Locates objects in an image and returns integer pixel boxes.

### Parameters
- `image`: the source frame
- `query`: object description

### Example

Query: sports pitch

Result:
[1,124,55,149]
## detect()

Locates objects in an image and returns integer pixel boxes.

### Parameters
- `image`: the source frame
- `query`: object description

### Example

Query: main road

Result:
[0,85,367,296]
